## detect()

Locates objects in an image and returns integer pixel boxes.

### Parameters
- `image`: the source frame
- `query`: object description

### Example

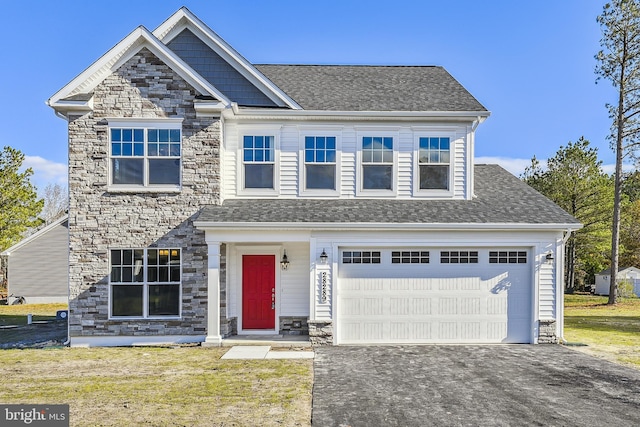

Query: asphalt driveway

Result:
[312,345,640,426]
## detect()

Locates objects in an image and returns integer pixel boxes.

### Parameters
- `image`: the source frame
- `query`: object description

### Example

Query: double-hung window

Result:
[243,135,275,189]
[418,137,450,190]
[110,248,181,318]
[362,136,394,190]
[305,136,336,190]
[109,120,182,189]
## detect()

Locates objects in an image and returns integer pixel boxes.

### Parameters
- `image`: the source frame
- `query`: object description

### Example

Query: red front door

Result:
[242,255,275,329]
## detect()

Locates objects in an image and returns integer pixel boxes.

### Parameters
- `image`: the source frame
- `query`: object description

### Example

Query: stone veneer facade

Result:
[67,48,222,339]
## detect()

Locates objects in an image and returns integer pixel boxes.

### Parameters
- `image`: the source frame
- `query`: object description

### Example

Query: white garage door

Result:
[336,249,532,344]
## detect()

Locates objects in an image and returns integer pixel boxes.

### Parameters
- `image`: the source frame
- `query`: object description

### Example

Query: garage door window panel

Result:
[342,251,381,264]
[441,251,478,264]
[489,251,527,264]
[392,251,430,264]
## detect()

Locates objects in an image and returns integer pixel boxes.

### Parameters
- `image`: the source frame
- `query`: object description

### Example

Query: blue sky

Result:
[0,0,618,191]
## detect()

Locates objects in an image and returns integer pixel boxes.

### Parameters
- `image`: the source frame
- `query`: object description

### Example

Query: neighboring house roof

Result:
[597,267,640,276]
[255,65,488,112]
[1,215,69,256]
[195,165,580,228]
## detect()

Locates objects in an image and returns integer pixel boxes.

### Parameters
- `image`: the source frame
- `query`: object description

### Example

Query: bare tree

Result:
[40,183,68,224]
[596,0,640,304]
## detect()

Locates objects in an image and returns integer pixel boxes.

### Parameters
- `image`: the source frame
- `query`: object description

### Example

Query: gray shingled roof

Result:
[254,65,487,112]
[196,165,579,226]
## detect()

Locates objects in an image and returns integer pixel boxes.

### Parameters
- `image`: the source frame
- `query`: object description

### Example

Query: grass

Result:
[564,294,640,368]
[0,303,68,326]
[0,303,313,425]
[0,346,313,426]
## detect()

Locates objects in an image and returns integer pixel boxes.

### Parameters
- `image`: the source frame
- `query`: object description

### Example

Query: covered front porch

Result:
[196,227,329,346]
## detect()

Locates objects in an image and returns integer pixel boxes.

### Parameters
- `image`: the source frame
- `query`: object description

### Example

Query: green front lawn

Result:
[564,294,640,367]
[0,347,313,426]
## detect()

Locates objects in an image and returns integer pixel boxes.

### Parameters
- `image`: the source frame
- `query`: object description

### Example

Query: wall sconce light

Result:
[545,252,554,262]
[319,248,328,264]
[280,250,290,270]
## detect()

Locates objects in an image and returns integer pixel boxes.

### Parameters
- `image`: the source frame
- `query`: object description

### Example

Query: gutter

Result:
[193,221,582,231]
[223,106,491,121]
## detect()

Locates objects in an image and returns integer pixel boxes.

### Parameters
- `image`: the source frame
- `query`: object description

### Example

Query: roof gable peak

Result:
[153,8,301,110]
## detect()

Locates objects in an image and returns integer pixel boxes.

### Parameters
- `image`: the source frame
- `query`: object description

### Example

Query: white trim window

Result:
[110,248,181,318]
[109,122,182,190]
[360,136,394,192]
[243,135,275,189]
[304,136,337,190]
[418,137,450,190]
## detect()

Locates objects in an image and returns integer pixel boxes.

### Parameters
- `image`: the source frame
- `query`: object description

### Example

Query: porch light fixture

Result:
[319,249,328,264]
[545,252,554,262]
[281,250,290,270]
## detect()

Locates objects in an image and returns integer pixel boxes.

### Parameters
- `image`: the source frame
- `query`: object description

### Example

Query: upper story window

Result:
[419,137,450,190]
[243,135,275,189]
[362,136,393,190]
[305,136,336,190]
[110,248,181,318]
[109,120,182,191]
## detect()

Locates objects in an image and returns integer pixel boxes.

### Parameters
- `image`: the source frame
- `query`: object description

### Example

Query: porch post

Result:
[204,239,222,345]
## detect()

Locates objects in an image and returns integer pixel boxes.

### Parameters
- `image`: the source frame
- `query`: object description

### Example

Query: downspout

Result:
[468,116,482,200]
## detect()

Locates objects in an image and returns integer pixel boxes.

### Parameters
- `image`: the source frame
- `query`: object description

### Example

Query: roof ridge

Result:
[255,64,442,68]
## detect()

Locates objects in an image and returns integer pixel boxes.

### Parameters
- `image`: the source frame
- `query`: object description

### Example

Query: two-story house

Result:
[48,8,580,347]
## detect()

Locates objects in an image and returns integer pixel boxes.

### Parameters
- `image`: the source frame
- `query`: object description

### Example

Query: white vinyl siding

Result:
[538,259,556,319]
[223,122,471,199]
[5,219,68,303]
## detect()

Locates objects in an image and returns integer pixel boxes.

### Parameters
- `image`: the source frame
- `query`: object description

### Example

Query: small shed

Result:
[0,215,68,304]
[595,267,640,296]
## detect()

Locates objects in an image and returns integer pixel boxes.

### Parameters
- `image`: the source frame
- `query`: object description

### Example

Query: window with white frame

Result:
[305,136,336,190]
[110,127,181,187]
[418,137,450,190]
[243,135,275,189]
[110,248,181,318]
[362,136,393,190]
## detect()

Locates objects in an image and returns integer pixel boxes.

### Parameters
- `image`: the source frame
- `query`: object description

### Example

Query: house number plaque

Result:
[321,272,328,303]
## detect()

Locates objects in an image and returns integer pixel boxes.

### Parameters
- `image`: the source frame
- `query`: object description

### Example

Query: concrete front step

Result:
[221,334,312,348]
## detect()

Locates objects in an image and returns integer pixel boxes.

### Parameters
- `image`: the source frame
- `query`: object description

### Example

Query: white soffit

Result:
[153,7,302,110]
[47,25,231,111]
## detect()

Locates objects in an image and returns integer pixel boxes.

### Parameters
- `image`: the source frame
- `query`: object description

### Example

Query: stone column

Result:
[204,239,222,346]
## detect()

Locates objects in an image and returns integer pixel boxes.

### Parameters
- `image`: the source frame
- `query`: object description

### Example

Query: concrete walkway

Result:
[221,345,314,360]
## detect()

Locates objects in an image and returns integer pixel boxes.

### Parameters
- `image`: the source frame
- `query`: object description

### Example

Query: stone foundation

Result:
[221,317,237,337]
[538,319,558,344]
[279,316,309,335]
[308,320,333,346]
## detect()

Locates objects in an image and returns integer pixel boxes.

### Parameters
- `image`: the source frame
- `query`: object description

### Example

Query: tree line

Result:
[522,138,639,293]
